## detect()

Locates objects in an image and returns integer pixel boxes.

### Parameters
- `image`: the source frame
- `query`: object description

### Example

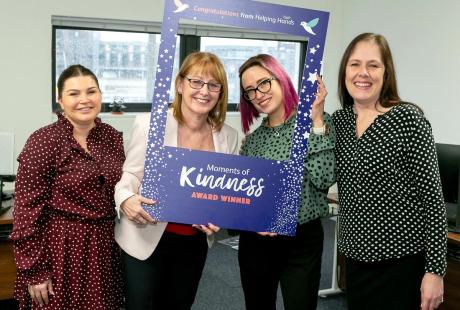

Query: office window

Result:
[53,27,180,112]
[52,17,306,112]
[201,37,302,108]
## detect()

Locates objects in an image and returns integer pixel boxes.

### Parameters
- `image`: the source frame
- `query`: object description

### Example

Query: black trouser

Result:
[238,219,324,310]
[345,252,425,310]
[122,231,208,310]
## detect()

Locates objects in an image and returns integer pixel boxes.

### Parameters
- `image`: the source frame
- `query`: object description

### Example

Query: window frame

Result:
[52,16,307,113]
[52,25,167,113]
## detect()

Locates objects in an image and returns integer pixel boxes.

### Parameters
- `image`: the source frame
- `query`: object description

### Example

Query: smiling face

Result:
[177,69,221,118]
[58,75,102,127]
[345,40,385,107]
[241,65,284,121]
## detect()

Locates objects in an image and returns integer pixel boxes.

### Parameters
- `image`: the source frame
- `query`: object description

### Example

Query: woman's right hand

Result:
[28,279,54,306]
[311,75,328,127]
[120,194,157,225]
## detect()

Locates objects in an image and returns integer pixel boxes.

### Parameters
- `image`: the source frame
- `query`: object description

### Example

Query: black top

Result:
[332,103,447,276]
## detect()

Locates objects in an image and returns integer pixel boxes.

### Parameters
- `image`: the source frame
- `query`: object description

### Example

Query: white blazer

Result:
[114,110,239,260]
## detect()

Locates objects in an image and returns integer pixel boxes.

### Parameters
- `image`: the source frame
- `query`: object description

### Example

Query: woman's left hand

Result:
[420,272,444,310]
[193,223,220,235]
[28,279,54,306]
[311,75,328,128]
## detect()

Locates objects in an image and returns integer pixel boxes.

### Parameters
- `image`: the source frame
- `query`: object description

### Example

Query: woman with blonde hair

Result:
[115,51,238,309]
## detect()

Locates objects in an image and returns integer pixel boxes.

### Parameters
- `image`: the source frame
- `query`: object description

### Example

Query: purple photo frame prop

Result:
[141,0,329,236]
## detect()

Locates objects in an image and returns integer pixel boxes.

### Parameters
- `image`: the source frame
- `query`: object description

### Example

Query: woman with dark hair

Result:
[332,33,447,310]
[11,64,124,309]
[114,51,238,309]
[237,54,336,310]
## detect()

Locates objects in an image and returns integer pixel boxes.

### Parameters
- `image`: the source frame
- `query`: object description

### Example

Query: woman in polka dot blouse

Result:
[114,52,239,309]
[237,54,336,310]
[10,65,125,309]
[332,33,447,310]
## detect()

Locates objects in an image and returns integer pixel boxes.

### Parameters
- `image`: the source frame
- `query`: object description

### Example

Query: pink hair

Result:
[239,54,299,134]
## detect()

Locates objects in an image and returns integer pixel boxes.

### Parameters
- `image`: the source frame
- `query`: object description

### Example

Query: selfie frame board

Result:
[141,0,329,236]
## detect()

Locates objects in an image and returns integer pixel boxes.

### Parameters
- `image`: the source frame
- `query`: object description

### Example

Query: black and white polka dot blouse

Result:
[332,103,447,276]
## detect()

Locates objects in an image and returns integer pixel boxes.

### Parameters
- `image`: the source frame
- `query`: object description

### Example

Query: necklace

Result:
[267,118,285,137]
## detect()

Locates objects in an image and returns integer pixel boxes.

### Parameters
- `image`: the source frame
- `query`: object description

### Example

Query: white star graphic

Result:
[307,72,317,84]
[309,47,317,54]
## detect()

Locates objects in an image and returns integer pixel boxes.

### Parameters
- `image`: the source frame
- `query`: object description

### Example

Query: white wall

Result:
[0,0,344,169]
[340,0,460,144]
[1,0,458,172]
[0,0,166,168]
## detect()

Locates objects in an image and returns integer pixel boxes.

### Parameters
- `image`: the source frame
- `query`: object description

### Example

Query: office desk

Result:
[321,194,460,309]
[0,197,15,300]
[440,232,460,310]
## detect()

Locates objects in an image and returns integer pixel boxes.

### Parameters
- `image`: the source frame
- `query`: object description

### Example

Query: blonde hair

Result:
[172,52,228,131]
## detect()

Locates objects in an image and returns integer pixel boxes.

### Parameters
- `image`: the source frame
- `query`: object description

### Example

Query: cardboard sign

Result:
[141,0,329,235]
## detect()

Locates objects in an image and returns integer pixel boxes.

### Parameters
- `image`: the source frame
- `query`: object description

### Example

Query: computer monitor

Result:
[436,143,460,232]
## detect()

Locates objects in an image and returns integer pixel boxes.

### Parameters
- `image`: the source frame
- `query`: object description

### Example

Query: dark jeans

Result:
[122,231,208,310]
[345,252,425,310]
[238,219,324,310]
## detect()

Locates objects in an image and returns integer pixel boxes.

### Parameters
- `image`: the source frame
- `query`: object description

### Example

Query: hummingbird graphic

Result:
[300,18,319,36]
[173,0,189,13]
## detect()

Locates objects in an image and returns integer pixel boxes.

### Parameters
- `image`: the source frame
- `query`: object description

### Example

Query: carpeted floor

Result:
[0,218,347,310]
[192,217,347,309]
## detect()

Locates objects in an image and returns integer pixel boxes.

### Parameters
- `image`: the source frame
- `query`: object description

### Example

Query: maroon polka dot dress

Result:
[10,114,125,309]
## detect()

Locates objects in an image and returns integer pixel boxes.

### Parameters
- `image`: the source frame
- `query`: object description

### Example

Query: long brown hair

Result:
[338,33,400,108]
[57,64,100,99]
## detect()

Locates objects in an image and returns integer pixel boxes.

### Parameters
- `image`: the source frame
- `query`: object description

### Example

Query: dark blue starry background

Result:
[141,0,329,236]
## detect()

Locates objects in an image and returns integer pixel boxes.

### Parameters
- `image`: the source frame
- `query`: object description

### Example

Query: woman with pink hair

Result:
[237,54,336,310]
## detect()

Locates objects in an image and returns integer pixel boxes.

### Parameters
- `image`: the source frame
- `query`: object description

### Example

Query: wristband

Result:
[312,124,326,135]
